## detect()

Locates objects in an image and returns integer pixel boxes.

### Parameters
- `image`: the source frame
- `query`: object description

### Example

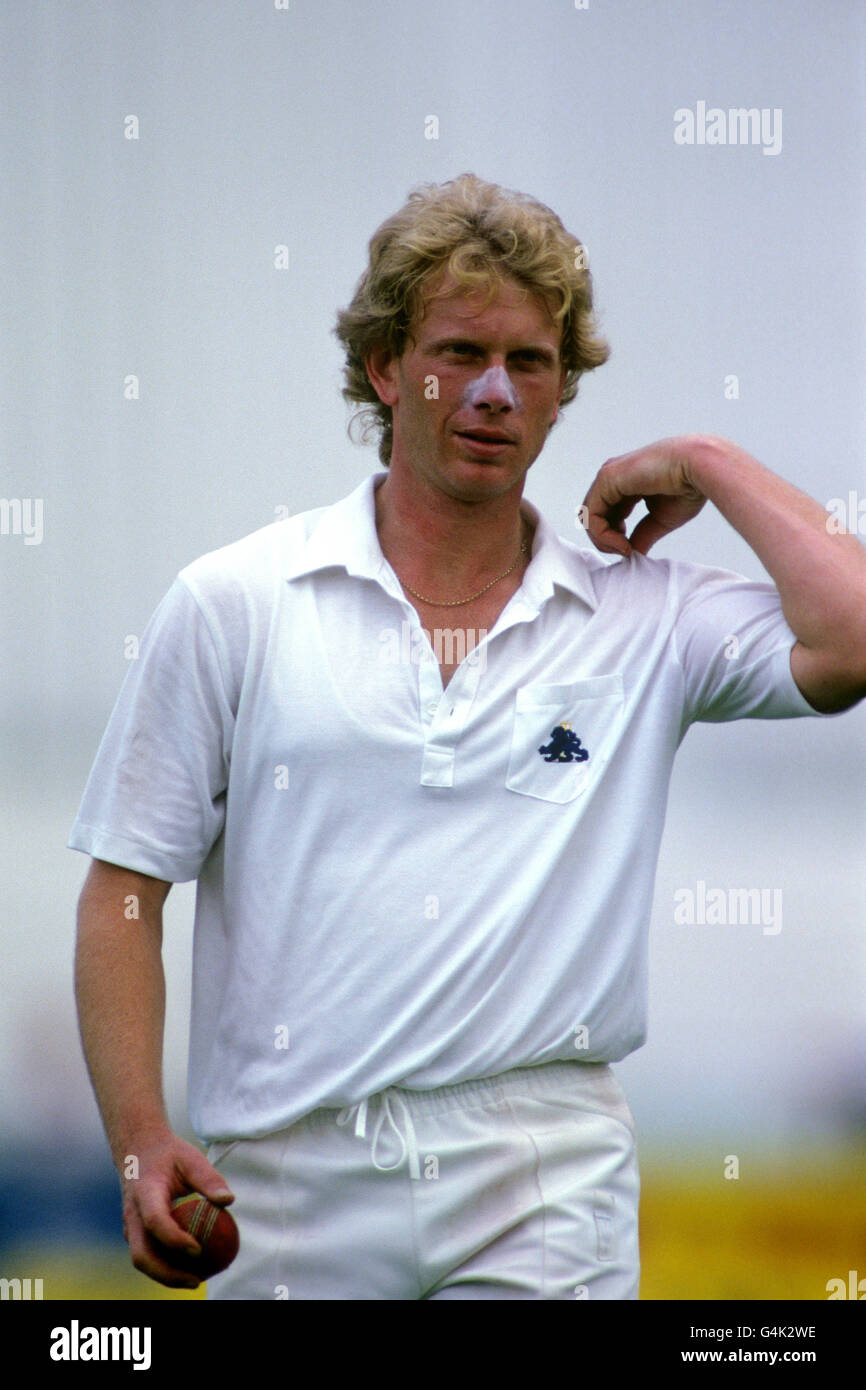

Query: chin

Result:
[443,466,525,502]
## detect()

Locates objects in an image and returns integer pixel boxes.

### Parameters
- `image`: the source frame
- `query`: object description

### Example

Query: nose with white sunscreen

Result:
[461,364,520,410]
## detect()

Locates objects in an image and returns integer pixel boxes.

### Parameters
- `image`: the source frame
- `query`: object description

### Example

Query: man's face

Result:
[367,269,567,503]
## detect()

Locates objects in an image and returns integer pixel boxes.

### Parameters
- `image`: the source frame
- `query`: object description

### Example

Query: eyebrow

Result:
[428,337,559,365]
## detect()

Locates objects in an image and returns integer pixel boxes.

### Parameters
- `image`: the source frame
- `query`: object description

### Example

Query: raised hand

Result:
[581,435,710,556]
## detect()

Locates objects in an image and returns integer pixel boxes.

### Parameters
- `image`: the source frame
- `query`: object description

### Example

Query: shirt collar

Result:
[282,471,601,612]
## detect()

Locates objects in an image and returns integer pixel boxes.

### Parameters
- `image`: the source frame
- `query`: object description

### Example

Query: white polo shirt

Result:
[69,471,821,1142]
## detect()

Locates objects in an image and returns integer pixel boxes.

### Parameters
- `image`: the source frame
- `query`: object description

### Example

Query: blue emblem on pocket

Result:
[538,723,589,763]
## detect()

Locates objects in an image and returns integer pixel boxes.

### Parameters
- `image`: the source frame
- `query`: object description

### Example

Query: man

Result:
[70,173,866,1300]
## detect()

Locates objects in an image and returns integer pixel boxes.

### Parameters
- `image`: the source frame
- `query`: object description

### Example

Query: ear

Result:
[550,367,567,426]
[364,343,400,407]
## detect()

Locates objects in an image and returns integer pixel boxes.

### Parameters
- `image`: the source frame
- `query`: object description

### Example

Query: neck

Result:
[374,466,532,595]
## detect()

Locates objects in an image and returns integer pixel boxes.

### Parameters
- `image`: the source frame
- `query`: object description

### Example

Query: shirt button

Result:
[426,703,438,718]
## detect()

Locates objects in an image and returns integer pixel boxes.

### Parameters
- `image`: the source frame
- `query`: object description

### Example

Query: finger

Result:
[627,514,671,555]
[582,470,639,556]
[587,524,632,557]
[125,1207,202,1290]
[581,495,635,556]
[132,1247,202,1289]
[133,1185,202,1253]
[177,1154,235,1207]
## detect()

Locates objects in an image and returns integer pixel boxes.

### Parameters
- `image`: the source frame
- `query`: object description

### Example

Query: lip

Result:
[454,430,517,452]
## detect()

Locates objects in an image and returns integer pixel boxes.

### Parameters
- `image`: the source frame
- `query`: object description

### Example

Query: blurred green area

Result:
[3,1151,864,1301]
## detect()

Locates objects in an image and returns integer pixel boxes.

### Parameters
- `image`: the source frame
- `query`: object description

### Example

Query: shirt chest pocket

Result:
[505,674,625,804]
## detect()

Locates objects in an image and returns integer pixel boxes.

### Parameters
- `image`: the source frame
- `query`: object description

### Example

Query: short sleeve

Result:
[67,577,235,882]
[672,562,823,727]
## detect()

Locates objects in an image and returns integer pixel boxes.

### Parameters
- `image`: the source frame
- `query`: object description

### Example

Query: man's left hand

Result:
[581,435,712,557]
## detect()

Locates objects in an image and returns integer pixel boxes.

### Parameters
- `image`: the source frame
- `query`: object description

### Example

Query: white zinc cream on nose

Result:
[461,364,520,410]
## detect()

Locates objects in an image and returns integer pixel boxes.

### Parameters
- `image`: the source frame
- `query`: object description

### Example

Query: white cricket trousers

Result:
[205,1059,640,1300]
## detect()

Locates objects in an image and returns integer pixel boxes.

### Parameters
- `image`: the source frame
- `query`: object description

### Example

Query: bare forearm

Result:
[74,865,171,1169]
[73,860,233,1288]
[582,432,866,711]
[689,437,866,666]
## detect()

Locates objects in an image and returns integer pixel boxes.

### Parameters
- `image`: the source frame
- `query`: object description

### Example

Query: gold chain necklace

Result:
[396,529,530,608]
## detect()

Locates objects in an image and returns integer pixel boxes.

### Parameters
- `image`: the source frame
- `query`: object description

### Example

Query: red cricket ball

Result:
[158,1192,240,1280]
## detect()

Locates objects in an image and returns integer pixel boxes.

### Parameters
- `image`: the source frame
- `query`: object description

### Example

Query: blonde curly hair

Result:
[334,173,610,465]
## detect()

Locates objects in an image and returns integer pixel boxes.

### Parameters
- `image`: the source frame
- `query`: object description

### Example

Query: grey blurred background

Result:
[1,0,864,1265]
